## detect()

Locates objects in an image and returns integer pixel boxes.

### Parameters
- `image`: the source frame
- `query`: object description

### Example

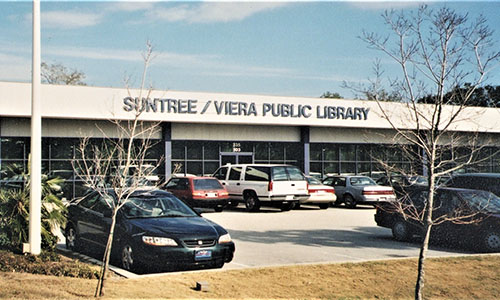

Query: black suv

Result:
[444,173,500,196]
[374,186,500,252]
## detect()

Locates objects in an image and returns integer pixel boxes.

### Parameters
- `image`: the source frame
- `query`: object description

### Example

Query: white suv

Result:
[212,164,309,212]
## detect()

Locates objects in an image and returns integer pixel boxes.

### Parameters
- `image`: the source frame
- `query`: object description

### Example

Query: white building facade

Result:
[1,81,499,199]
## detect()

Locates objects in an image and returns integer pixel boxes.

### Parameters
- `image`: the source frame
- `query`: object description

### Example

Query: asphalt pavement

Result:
[204,205,472,270]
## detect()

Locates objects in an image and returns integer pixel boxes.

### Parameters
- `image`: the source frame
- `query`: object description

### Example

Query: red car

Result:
[165,176,229,212]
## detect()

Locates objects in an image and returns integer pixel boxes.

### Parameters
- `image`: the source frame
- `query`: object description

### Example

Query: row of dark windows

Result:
[1,137,499,200]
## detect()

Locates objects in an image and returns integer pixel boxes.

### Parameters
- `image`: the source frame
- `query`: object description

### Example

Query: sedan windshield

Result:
[193,178,223,190]
[122,195,198,218]
[350,176,376,186]
[458,190,500,213]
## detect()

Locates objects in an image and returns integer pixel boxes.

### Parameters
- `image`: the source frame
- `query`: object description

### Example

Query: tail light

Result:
[268,180,273,191]
[192,191,205,197]
[363,190,395,196]
[219,191,229,197]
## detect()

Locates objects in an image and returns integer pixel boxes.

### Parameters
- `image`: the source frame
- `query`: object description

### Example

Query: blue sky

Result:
[1,1,500,98]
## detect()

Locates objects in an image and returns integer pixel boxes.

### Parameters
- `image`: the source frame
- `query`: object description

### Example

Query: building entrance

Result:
[220,152,254,165]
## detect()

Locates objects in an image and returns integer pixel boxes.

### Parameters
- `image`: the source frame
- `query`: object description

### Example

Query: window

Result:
[228,167,242,180]
[245,166,270,181]
[272,166,288,181]
[322,177,333,186]
[166,178,180,189]
[79,193,104,211]
[177,178,189,190]
[193,179,223,190]
[332,177,346,187]
[350,177,376,186]
[286,166,305,181]
[213,167,228,180]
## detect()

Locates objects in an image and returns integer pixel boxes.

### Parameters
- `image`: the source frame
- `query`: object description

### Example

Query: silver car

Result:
[322,175,395,208]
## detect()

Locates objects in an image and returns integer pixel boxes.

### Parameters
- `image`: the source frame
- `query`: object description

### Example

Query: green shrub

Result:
[0,250,99,279]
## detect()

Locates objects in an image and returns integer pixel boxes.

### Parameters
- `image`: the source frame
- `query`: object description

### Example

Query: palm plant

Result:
[0,162,66,251]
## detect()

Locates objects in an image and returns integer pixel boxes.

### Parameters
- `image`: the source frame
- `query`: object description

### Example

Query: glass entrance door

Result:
[220,152,254,166]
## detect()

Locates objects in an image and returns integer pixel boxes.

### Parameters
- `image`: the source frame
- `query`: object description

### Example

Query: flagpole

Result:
[29,0,42,255]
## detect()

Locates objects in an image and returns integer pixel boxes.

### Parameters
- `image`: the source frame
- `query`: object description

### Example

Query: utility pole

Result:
[29,0,42,255]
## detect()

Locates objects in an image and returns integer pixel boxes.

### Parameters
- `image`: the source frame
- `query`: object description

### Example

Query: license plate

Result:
[206,193,217,197]
[195,250,212,261]
[286,195,294,200]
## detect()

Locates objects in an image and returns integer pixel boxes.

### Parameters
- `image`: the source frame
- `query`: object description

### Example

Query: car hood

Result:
[126,216,220,237]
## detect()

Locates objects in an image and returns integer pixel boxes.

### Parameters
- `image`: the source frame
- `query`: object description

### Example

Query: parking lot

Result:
[203,205,472,270]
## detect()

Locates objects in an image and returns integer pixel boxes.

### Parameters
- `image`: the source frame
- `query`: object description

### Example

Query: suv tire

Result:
[244,191,261,212]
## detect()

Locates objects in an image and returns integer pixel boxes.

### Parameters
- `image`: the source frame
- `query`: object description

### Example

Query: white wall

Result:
[1,81,500,134]
[0,117,161,139]
[172,123,300,142]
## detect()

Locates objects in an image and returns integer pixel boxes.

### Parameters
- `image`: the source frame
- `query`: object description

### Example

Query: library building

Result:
[1,81,499,200]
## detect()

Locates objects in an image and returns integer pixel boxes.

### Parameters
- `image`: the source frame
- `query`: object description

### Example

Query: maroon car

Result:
[165,176,229,212]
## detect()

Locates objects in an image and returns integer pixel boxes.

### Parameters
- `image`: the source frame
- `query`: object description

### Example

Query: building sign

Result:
[123,97,370,121]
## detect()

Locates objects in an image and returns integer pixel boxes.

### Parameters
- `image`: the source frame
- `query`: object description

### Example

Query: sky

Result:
[1,1,500,98]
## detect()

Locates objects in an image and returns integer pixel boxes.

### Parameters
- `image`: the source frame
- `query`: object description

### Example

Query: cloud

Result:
[106,2,157,12]
[347,1,421,11]
[42,44,298,79]
[39,10,103,29]
[145,2,290,24]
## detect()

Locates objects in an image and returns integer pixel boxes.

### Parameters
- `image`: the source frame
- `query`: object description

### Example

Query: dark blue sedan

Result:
[64,189,235,273]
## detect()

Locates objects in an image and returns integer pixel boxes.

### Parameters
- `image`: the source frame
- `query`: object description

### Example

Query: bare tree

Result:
[41,62,87,85]
[357,5,500,300]
[342,59,402,101]
[72,41,162,297]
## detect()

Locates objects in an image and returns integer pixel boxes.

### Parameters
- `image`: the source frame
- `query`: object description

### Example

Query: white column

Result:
[29,0,42,255]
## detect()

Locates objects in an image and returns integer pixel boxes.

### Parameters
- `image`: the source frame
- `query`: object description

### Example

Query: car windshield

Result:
[122,194,197,218]
[193,178,223,190]
[458,190,500,213]
[307,177,322,185]
[409,176,427,185]
[350,176,376,186]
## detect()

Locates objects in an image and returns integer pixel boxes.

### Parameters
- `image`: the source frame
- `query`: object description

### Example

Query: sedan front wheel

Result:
[65,225,80,252]
[121,244,137,272]
[392,220,412,241]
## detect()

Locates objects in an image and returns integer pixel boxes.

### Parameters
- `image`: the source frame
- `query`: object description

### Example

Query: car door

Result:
[225,166,244,200]
[432,190,463,240]
[77,192,112,250]
[332,177,347,199]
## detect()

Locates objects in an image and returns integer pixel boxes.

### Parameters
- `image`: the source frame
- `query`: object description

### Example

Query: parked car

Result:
[444,173,500,196]
[64,189,235,273]
[301,176,336,209]
[376,174,427,197]
[322,175,395,208]
[374,187,500,252]
[165,176,229,212]
[212,164,309,212]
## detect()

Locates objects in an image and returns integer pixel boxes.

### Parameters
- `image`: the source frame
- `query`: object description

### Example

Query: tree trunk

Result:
[415,169,436,300]
[415,222,432,300]
[95,213,117,297]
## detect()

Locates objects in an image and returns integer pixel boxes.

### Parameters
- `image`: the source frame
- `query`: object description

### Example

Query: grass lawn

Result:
[1,254,500,299]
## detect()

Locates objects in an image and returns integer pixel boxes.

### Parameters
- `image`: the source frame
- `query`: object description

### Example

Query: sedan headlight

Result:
[142,236,178,247]
[218,233,232,244]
